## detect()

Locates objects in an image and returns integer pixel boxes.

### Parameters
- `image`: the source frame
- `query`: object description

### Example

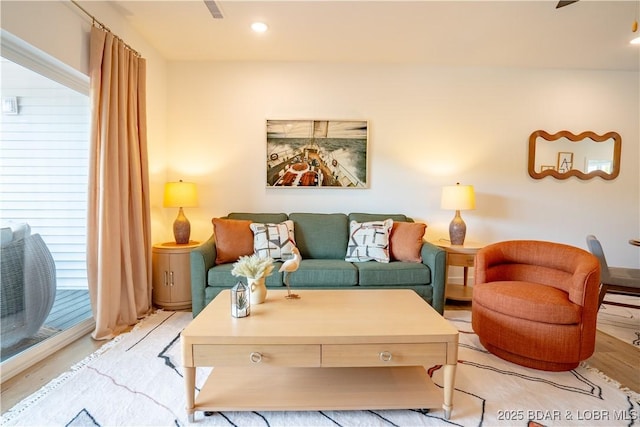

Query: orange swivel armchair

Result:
[472,240,600,371]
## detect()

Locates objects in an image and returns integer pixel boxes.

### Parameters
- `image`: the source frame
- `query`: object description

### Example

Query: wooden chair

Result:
[586,235,640,309]
[472,240,600,371]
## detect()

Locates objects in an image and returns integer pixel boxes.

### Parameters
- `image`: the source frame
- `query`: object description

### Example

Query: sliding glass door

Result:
[0,31,93,372]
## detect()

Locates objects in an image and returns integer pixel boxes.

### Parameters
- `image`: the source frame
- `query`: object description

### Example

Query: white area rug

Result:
[2,310,639,427]
[596,294,640,347]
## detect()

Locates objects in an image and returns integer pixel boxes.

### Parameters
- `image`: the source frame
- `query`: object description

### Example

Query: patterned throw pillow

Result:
[250,220,297,261]
[345,219,393,263]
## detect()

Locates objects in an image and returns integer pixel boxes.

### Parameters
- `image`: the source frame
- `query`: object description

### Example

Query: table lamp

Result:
[441,182,476,245]
[163,180,198,244]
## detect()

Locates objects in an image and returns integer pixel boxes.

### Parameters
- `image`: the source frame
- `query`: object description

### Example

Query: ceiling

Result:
[102,0,639,71]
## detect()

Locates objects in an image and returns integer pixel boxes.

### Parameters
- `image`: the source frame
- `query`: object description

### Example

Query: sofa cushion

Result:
[474,281,582,325]
[209,262,284,288]
[289,213,348,259]
[349,213,409,223]
[212,218,254,264]
[228,212,289,223]
[345,219,393,263]
[250,220,297,261]
[356,261,431,286]
[288,259,358,287]
[390,222,426,263]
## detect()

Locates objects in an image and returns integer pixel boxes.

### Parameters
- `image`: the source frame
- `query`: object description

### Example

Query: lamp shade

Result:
[441,183,476,211]
[163,181,198,208]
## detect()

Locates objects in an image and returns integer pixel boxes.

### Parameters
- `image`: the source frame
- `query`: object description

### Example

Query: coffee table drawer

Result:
[322,343,446,367]
[193,344,321,367]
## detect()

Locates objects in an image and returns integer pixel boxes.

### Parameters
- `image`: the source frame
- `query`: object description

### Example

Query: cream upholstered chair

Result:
[586,235,640,309]
[472,240,600,371]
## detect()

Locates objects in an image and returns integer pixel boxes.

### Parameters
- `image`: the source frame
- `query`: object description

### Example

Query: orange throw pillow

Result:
[390,222,426,263]
[212,218,254,264]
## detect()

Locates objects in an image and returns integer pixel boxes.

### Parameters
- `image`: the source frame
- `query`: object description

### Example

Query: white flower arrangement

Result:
[231,254,274,280]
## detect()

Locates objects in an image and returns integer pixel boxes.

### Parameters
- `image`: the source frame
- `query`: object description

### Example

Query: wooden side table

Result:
[152,241,200,310]
[433,241,485,302]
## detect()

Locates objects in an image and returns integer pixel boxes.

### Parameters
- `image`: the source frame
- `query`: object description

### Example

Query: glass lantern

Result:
[231,281,250,318]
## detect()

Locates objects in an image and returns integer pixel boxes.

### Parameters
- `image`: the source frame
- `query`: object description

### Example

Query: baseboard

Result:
[0,318,95,384]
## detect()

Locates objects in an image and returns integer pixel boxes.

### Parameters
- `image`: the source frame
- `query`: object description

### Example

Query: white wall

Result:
[167,62,639,268]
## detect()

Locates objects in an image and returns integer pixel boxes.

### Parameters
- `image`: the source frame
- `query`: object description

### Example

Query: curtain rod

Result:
[70,0,142,57]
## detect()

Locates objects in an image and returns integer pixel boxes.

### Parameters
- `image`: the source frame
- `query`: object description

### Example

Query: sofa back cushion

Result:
[348,213,411,223]
[289,213,348,259]
[227,212,288,223]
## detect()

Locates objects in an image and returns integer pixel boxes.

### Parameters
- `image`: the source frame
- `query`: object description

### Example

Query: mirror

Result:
[528,130,621,180]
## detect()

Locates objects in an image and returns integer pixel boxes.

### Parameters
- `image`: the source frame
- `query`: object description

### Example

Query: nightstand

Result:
[152,241,200,310]
[433,240,485,302]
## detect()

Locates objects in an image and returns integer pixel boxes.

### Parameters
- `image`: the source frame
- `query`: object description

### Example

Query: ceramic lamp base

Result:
[173,207,191,244]
[449,210,467,245]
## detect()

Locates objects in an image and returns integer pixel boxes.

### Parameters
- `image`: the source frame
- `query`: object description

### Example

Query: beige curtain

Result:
[87,26,152,340]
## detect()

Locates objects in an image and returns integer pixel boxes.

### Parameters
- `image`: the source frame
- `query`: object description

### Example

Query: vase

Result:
[248,277,267,305]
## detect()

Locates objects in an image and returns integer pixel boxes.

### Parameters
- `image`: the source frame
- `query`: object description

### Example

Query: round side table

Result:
[152,241,200,310]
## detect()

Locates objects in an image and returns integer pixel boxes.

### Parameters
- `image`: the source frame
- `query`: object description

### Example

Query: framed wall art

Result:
[266,119,368,188]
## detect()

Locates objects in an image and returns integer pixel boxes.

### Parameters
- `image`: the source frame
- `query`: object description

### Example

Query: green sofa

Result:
[190,212,447,316]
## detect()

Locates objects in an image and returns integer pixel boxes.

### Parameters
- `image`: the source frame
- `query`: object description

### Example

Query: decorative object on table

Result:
[230,281,250,318]
[441,183,476,245]
[265,119,368,188]
[231,254,274,304]
[163,180,198,244]
[279,246,301,299]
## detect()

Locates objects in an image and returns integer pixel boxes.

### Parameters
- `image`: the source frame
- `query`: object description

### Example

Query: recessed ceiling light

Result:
[251,22,268,33]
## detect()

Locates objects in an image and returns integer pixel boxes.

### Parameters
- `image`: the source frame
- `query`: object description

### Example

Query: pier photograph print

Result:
[266,119,368,188]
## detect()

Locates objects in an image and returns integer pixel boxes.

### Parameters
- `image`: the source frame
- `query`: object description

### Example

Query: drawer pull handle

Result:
[379,351,393,362]
[249,352,263,364]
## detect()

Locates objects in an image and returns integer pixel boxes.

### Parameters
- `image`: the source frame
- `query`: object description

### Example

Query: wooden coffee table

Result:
[181,289,458,422]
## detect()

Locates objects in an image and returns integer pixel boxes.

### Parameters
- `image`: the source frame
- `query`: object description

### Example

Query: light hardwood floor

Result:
[2,304,639,415]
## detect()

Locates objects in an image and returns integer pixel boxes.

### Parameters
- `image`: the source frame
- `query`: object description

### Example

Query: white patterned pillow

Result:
[345,219,393,263]
[250,220,297,261]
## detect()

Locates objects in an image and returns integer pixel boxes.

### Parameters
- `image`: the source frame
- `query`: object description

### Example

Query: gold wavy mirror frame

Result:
[528,130,621,180]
